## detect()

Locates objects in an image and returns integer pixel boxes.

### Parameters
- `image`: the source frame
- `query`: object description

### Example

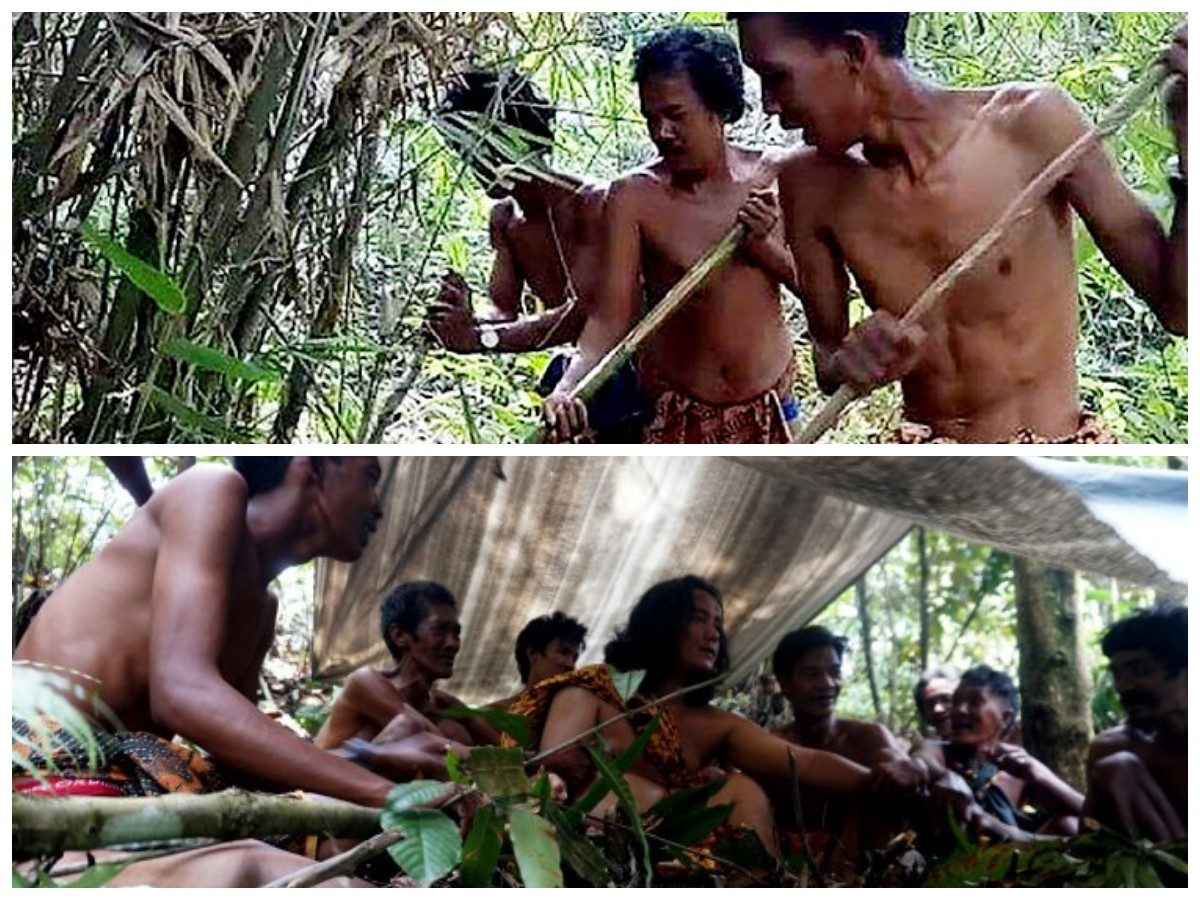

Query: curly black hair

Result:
[634,27,746,124]
[441,69,556,146]
[1101,605,1187,678]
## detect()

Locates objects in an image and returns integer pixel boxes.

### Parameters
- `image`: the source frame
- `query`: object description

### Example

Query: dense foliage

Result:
[11,12,1187,443]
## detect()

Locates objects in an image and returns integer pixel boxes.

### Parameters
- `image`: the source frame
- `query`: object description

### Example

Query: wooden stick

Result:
[795,62,1169,444]
[537,224,747,441]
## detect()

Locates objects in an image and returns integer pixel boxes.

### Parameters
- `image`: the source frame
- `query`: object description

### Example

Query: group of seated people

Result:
[314,575,1187,877]
[11,457,1187,886]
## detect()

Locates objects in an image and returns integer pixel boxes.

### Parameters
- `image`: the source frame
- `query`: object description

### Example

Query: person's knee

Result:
[1091,751,1150,793]
[376,709,433,743]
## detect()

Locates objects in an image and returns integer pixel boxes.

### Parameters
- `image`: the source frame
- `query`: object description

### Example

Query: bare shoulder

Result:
[570,180,609,227]
[489,197,519,241]
[777,145,854,200]
[986,81,1089,151]
[843,718,897,749]
[153,464,247,520]
[1088,725,1135,762]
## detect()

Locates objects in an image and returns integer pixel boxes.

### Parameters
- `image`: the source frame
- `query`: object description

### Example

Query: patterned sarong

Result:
[638,357,796,445]
[896,411,1116,445]
[13,715,227,798]
[507,664,691,789]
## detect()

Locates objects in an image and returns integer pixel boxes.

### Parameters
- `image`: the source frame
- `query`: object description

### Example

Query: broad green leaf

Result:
[1149,848,1188,875]
[462,746,529,800]
[609,667,645,703]
[384,780,453,816]
[162,338,278,384]
[508,805,563,888]
[441,704,531,748]
[646,780,732,850]
[80,222,186,314]
[459,803,504,888]
[542,798,611,886]
[586,743,652,885]
[446,749,468,786]
[13,871,34,888]
[385,808,462,888]
[571,715,659,821]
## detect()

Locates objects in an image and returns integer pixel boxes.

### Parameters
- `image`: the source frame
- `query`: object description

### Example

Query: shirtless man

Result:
[427,70,605,357]
[1084,606,1186,841]
[534,576,871,856]
[315,580,499,775]
[770,627,926,871]
[489,611,587,712]
[13,457,393,886]
[734,13,1188,443]
[544,27,799,444]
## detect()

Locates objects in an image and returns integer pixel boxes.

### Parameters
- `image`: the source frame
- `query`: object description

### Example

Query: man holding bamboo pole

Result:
[735,13,1188,443]
[544,27,800,444]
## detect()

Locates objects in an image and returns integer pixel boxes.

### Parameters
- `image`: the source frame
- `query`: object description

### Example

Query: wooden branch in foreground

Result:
[13,790,381,857]
[795,61,1169,444]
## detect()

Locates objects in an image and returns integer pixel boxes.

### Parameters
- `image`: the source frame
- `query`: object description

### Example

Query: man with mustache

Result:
[771,627,927,874]
[544,26,800,444]
[316,581,500,776]
[734,12,1187,443]
[1084,606,1186,841]
[14,457,392,885]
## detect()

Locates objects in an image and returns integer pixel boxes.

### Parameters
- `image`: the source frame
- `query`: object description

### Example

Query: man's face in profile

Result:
[318,457,383,562]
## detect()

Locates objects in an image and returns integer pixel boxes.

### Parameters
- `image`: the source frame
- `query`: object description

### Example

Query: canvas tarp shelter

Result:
[313,456,1187,705]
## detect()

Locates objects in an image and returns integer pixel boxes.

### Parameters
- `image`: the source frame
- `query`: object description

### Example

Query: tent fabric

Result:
[313,457,1186,706]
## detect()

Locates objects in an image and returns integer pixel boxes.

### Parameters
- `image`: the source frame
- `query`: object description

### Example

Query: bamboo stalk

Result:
[795,62,1169,444]
[12,790,382,857]
[537,224,747,441]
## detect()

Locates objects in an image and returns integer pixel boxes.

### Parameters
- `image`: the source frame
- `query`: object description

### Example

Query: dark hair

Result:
[233,457,293,497]
[914,665,960,724]
[381,582,457,660]
[13,589,51,649]
[1101,605,1187,678]
[634,27,746,124]
[605,575,729,706]
[515,613,588,684]
[442,69,556,146]
[959,665,1019,718]
[729,12,911,58]
[772,626,849,681]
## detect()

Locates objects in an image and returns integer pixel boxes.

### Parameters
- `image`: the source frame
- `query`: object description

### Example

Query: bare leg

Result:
[710,772,779,858]
[1085,752,1184,842]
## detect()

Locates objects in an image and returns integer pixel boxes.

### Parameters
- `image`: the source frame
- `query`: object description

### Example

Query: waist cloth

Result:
[895,411,1116,445]
[638,355,796,445]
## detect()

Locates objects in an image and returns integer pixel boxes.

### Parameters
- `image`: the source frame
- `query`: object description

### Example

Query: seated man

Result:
[518,576,872,857]
[1084,606,1186,842]
[913,665,1083,841]
[770,627,927,873]
[13,457,394,886]
[914,665,959,740]
[544,27,800,444]
[314,580,499,776]
[735,13,1187,442]
[490,611,587,711]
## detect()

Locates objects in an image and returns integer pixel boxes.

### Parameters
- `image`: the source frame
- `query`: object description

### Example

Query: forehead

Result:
[543,636,581,653]
[690,590,722,617]
[737,15,824,66]
[923,678,956,697]
[639,70,705,110]
[1110,648,1162,670]
[418,603,460,629]
[796,645,842,669]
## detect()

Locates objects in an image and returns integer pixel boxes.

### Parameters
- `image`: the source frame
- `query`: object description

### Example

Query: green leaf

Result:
[571,715,660,821]
[609,667,646,703]
[646,780,733,849]
[13,871,34,888]
[586,743,652,885]
[162,338,278,384]
[446,749,468,786]
[542,799,611,886]
[459,804,504,888]
[462,746,530,800]
[80,221,186,314]
[441,704,532,748]
[142,385,253,442]
[384,780,453,816]
[61,863,127,888]
[1149,847,1188,875]
[385,808,463,888]
[508,804,563,888]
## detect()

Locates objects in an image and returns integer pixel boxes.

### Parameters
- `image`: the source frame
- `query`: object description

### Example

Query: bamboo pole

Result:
[12,790,381,857]
[795,62,1169,444]
[538,224,747,441]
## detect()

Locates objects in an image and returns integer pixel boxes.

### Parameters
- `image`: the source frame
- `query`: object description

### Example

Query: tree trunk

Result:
[854,577,883,721]
[1012,557,1092,789]
[916,527,930,672]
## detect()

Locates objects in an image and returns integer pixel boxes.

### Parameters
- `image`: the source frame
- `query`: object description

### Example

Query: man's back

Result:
[15,466,272,735]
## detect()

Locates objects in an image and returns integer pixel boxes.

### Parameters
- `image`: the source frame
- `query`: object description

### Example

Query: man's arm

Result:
[485,200,525,322]
[738,189,800,294]
[1030,73,1187,336]
[147,470,394,807]
[543,178,645,440]
[102,456,154,506]
[723,714,870,793]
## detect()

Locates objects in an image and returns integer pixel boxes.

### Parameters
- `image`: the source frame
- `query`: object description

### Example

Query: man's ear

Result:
[841,31,869,73]
[388,622,409,651]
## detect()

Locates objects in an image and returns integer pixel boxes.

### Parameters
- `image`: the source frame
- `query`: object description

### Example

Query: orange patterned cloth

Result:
[638,357,796,445]
[13,715,227,797]
[895,411,1116,445]
[506,664,692,790]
